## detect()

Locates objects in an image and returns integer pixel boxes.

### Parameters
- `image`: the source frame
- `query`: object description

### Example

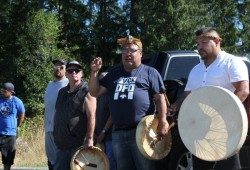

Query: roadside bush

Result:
[14,115,47,167]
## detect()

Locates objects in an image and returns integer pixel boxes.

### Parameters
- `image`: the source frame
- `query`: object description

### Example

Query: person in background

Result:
[89,35,168,170]
[170,27,249,170]
[44,59,68,170]
[95,71,116,170]
[0,82,25,170]
[53,61,96,170]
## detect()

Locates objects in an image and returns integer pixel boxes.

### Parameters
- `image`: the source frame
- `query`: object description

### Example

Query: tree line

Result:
[0,0,249,116]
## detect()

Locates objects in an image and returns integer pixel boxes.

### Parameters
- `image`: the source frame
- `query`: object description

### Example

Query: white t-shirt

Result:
[44,78,68,132]
[185,51,249,92]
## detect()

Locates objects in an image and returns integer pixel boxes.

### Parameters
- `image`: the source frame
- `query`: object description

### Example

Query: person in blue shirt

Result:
[0,82,25,170]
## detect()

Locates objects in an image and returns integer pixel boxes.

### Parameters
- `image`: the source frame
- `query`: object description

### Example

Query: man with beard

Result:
[170,27,249,170]
[0,82,25,170]
[44,59,68,170]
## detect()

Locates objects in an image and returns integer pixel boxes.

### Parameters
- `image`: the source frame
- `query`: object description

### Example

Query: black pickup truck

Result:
[142,50,250,170]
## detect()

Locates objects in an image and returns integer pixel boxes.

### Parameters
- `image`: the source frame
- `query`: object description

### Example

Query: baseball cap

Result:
[66,61,83,69]
[117,35,142,49]
[52,59,67,65]
[2,82,15,94]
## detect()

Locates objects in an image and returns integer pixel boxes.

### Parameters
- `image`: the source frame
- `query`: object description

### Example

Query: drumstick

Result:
[150,121,175,148]
[80,153,98,168]
[74,159,84,170]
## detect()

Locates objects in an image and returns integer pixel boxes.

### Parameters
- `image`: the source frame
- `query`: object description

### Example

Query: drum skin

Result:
[178,86,248,161]
[136,115,172,160]
[71,146,109,170]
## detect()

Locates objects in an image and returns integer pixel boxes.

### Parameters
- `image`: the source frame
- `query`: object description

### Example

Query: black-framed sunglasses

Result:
[66,69,82,74]
[53,66,65,70]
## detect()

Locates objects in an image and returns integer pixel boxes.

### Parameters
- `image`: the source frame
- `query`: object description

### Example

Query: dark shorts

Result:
[0,135,16,165]
[193,153,241,170]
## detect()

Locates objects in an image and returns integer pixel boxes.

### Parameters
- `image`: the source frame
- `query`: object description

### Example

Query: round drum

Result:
[95,142,105,152]
[136,115,172,160]
[178,86,248,161]
[71,146,109,170]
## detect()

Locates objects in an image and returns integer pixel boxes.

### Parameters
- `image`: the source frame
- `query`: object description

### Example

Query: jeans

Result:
[112,128,156,170]
[105,141,116,170]
[54,146,79,170]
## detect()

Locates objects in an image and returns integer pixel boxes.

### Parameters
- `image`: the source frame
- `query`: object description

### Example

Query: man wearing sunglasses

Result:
[89,35,168,170]
[53,61,96,170]
[44,58,68,170]
[0,82,25,170]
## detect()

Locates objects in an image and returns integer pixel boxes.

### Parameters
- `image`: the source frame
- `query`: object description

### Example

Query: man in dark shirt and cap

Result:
[53,61,96,170]
[89,36,168,170]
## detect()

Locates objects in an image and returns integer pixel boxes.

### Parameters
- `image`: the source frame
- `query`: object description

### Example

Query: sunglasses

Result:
[53,66,65,70]
[121,48,140,54]
[66,69,82,74]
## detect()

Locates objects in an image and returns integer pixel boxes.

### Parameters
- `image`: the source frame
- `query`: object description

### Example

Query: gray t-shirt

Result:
[44,78,68,132]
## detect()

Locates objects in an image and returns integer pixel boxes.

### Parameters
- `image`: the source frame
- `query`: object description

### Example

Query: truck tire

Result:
[168,142,193,170]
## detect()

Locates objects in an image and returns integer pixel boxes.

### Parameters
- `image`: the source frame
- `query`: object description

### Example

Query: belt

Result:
[113,124,138,131]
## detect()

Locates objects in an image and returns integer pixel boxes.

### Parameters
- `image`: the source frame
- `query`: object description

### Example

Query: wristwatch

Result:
[101,129,108,134]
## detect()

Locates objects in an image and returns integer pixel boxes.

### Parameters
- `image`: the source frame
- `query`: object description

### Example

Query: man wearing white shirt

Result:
[171,27,249,170]
[44,59,68,170]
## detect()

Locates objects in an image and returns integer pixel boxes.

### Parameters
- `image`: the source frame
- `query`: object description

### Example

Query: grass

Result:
[14,115,47,167]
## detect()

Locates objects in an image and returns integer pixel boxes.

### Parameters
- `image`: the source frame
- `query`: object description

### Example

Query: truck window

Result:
[164,56,200,81]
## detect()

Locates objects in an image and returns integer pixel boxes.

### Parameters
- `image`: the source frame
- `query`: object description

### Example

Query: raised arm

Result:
[89,57,107,97]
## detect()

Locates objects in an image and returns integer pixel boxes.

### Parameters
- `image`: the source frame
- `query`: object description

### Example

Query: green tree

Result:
[0,1,31,84]
[16,10,67,116]
[1,0,250,117]
[202,0,242,54]
[86,0,127,66]
[44,0,93,69]
[131,0,209,53]
[236,0,250,55]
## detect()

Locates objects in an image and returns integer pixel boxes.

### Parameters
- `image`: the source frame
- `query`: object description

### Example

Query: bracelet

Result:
[101,129,108,134]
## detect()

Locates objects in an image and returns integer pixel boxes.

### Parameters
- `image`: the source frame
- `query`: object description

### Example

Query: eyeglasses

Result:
[121,48,140,54]
[66,69,82,74]
[53,66,65,70]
